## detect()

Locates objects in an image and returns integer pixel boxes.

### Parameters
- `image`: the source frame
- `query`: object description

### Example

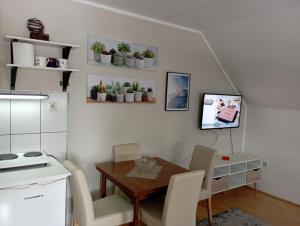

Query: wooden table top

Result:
[96,157,188,199]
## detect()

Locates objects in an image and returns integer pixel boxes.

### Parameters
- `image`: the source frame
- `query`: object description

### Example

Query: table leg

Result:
[133,197,140,226]
[254,182,257,194]
[100,173,107,198]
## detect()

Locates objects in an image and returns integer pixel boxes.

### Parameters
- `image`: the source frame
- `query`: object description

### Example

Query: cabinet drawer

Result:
[246,169,261,183]
[212,176,229,193]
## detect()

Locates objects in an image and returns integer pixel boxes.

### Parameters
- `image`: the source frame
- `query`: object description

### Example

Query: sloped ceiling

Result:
[87,0,300,109]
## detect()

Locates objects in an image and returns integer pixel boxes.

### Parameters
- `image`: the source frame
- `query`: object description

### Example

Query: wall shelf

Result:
[6,35,79,48]
[6,35,79,91]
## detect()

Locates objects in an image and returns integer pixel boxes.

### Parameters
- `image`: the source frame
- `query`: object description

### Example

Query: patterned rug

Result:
[197,208,271,226]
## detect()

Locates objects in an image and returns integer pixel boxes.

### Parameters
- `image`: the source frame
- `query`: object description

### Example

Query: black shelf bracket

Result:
[62,46,72,59]
[10,66,18,90]
[62,71,72,91]
[10,39,18,90]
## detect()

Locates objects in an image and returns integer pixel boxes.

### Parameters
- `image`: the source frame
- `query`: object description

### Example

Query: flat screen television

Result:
[200,93,242,130]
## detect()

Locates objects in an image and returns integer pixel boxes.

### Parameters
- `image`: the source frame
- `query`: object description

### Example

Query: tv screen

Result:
[200,93,242,130]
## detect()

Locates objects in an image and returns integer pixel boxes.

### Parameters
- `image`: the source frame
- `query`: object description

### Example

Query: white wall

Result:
[245,106,300,205]
[0,0,244,192]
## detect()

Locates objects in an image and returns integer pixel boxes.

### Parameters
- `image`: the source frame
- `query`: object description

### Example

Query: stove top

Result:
[0,151,50,170]
[0,154,18,161]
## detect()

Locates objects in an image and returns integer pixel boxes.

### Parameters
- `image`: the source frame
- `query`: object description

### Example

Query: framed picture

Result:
[165,72,191,111]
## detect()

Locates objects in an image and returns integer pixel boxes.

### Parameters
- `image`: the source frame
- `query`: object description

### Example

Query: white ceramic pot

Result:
[93,53,101,62]
[125,93,135,102]
[125,58,135,67]
[135,58,145,69]
[116,93,124,102]
[97,92,107,102]
[144,58,154,68]
[134,92,143,102]
[13,42,34,66]
[101,54,112,64]
[147,92,153,101]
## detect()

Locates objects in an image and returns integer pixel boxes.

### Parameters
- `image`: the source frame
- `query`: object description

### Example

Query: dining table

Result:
[95,157,189,226]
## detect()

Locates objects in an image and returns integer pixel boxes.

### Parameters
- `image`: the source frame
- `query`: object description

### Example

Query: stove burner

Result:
[0,154,18,161]
[24,152,43,157]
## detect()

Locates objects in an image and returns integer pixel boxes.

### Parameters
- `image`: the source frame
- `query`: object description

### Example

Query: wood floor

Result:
[197,187,300,226]
[120,186,300,226]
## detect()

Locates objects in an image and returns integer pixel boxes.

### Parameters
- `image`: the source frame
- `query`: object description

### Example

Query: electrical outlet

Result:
[263,160,270,167]
[48,102,58,111]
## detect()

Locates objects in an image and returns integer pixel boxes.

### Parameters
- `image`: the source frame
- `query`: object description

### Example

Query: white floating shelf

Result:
[6,35,79,48]
[6,64,79,72]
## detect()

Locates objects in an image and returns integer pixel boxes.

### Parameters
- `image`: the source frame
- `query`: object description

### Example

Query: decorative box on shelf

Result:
[212,153,262,194]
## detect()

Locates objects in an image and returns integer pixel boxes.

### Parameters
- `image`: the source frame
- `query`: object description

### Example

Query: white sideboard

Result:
[212,153,262,194]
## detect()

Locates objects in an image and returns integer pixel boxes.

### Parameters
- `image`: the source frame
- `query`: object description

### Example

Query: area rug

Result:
[197,208,271,226]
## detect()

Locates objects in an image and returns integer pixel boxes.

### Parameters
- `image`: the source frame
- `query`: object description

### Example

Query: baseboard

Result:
[245,186,300,208]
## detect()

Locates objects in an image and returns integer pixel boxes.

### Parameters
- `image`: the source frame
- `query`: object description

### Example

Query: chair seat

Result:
[93,194,133,226]
[199,188,211,201]
[141,196,165,226]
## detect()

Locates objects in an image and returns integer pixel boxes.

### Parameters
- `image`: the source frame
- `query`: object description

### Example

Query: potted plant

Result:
[115,82,124,102]
[117,42,131,56]
[125,54,135,67]
[123,82,131,93]
[97,80,107,102]
[101,50,112,64]
[91,41,105,62]
[90,85,99,100]
[142,88,148,102]
[109,48,117,63]
[125,88,135,103]
[113,52,125,66]
[143,48,155,68]
[134,51,145,69]
[106,84,113,101]
[132,82,142,102]
[147,87,153,102]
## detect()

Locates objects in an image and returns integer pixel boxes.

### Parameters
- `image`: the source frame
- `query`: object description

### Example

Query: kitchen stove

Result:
[0,151,50,170]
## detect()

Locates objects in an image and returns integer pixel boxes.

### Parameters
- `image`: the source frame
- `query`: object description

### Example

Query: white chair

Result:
[64,160,133,226]
[113,143,142,200]
[140,170,205,226]
[189,145,217,225]
[113,143,142,163]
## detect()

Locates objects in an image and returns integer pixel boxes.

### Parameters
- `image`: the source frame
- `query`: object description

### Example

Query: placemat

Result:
[127,165,162,180]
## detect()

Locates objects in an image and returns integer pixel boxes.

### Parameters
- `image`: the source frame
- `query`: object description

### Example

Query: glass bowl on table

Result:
[135,157,157,171]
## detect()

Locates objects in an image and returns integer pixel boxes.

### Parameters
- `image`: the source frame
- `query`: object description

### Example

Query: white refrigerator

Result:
[0,157,70,226]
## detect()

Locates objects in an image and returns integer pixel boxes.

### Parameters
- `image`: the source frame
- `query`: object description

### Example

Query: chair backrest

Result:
[189,145,217,192]
[162,170,205,226]
[113,143,142,163]
[64,160,94,226]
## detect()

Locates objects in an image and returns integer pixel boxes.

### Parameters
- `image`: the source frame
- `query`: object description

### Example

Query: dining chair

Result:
[113,143,142,200]
[189,145,217,225]
[64,160,133,226]
[113,143,142,163]
[140,170,205,226]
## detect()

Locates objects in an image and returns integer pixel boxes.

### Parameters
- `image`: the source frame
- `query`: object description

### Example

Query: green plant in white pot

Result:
[115,82,124,102]
[91,41,105,62]
[147,87,153,102]
[143,48,155,68]
[132,81,142,102]
[134,51,145,69]
[125,88,135,103]
[97,80,107,102]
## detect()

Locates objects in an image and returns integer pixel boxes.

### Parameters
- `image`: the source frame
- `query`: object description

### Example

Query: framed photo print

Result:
[165,72,191,111]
